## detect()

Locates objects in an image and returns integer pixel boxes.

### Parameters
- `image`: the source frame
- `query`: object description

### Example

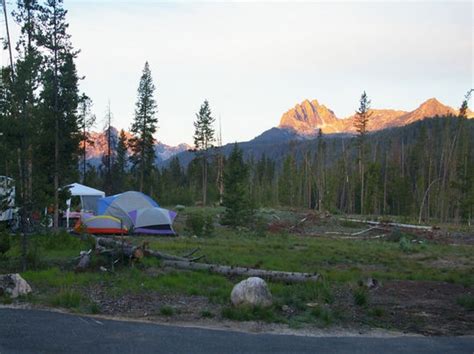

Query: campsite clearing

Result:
[1,207,473,336]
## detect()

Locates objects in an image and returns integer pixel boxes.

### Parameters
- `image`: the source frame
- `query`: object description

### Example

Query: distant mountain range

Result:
[278,97,472,136]
[85,127,190,167]
[86,98,472,168]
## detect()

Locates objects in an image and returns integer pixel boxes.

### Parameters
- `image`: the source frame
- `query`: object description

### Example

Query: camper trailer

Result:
[0,176,17,225]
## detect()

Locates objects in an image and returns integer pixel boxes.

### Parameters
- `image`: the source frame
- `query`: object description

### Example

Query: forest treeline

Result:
[84,116,474,225]
[0,1,472,229]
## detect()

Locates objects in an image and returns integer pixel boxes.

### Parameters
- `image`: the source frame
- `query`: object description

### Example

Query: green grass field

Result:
[1,207,472,331]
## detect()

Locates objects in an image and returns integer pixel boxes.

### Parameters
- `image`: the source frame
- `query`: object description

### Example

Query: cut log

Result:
[162,260,319,283]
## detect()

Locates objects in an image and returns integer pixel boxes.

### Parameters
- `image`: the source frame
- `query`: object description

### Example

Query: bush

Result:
[310,305,334,326]
[185,212,214,237]
[159,305,175,316]
[399,236,412,253]
[0,231,11,255]
[457,295,474,311]
[353,287,369,306]
[200,309,214,318]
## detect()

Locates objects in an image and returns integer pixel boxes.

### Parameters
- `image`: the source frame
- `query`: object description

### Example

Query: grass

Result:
[137,231,473,286]
[353,287,369,306]
[1,209,472,330]
[221,305,282,323]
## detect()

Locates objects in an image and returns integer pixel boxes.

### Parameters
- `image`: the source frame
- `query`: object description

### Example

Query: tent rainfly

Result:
[75,215,128,235]
[97,191,159,229]
[128,207,177,235]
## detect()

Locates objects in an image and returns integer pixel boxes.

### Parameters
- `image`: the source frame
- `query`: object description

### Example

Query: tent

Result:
[74,215,128,235]
[97,191,159,229]
[128,207,177,235]
[65,183,106,228]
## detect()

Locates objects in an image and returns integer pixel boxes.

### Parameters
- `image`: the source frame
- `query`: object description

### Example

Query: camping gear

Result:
[128,207,177,235]
[74,215,128,235]
[97,191,159,229]
[65,183,106,228]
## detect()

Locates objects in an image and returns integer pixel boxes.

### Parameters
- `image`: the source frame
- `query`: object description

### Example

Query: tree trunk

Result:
[202,154,207,206]
[162,260,320,283]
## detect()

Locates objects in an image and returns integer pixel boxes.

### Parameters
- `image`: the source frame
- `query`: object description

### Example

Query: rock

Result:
[0,274,32,298]
[230,277,272,307]
[364,277,380,290]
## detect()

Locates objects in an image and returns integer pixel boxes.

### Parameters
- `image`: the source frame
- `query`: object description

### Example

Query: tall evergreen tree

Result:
[37,0,81,228]
[102,102,115,194]
[77,94,95,184]
[193,100,215,206]
[112,129,128,193]
[222,144,253,227]
[129,62,158,193]
[354,91,371,214]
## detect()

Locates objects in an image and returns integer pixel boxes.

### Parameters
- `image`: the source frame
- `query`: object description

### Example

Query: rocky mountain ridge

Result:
[278,98,471,135]
[85,127,190,165]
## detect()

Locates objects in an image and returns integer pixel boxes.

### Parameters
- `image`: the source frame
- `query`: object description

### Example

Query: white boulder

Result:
[0,273,32,298]
[230,277,272,307]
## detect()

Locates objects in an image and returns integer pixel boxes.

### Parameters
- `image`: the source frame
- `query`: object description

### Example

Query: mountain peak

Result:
[278,97,464,136]
[279,99,340,134]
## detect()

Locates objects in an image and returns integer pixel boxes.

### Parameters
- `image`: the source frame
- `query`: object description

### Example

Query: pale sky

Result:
[2,1,473,145]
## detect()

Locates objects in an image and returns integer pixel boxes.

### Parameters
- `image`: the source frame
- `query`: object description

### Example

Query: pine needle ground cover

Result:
[0,208,472,335]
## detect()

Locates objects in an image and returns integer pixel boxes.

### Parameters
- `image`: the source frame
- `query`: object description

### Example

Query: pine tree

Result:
[129,62,158,193]
[354,91,371,214]
[112,129,128,193]
[222,144,253,227]
[102,102,115,194]
[37,0,81,228]
[193,100,215,206]
[77,94,95,184]
[12,0,42,233]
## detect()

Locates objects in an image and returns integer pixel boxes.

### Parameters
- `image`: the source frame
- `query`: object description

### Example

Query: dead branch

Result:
[161,260,320,283]
[182,248,200,258]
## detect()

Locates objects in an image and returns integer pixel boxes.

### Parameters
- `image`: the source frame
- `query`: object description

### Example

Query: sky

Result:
[1,0,472,145]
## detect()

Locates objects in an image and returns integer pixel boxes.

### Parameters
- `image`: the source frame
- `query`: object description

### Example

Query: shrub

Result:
[159,305,175,316]
[457,295,474,311]
[399,236,412,253]
[353,287,369,306]
[310,305,333,326]
[0,231,11,255]
[185,212,214,237]
[200,309,214,318]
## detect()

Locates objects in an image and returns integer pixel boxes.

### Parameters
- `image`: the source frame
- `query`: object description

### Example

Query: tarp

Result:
[128,207,176,235]
[97,191,159,229]
[74,215,128,235]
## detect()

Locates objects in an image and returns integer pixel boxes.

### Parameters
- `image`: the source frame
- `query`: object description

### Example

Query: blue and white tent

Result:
[97,191,159,229]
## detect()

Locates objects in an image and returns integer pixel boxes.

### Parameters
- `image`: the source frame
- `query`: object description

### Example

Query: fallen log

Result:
[96,237,144,260]
[339,218,433,231]
[162,260,320,283]
[95,237,193,262]
[144,249,190,262]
